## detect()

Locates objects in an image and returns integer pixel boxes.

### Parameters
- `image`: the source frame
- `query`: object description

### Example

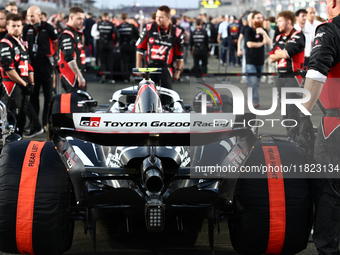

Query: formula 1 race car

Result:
[0,68,313,255]
[0,101,22,149]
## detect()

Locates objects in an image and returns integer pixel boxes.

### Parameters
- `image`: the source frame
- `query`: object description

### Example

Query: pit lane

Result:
[0,58,323,255]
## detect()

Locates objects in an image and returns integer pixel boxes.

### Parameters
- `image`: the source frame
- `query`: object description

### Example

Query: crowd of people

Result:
[0,2,340,254]
[0,1,328,138]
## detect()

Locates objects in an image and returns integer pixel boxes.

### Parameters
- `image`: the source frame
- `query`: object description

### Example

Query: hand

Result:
[173,70,181,81]
[78,75,86,88]
[274,49,281,54]
[297,115,315,161]
[274,49,288,59]
[237,49,243,57]
[134,70,143,77]
[24,82,34,95]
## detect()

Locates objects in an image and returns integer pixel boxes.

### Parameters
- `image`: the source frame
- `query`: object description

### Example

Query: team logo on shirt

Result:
[230,26,239,33]
[149,37,155,44]
[277,58,287,68]
[15,54,20,61]
[150,45,168,60]
[77,42,83,49]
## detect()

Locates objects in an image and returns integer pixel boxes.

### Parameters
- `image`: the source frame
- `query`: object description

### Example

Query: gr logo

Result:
[80,117,101,127]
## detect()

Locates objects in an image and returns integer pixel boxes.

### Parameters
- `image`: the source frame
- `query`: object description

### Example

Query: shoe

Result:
[24,125,31,133]
[100,78,105,83]
[253,103,260,109]
[107,79,115,84]
[23,128,44,139]
[240,76,247,83]
[260,76,266,83]
[43,126,47,133]
[268,77,274,84]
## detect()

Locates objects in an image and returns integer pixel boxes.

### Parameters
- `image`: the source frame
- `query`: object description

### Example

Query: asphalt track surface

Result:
[0,55,324,255]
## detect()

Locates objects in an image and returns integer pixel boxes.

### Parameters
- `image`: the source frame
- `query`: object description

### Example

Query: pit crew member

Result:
[269,10,305,139]
[58,7,86,93]
[135,5,184,105]
[0,13,34,136]
[23,5,58,135]
[298,0,340,254]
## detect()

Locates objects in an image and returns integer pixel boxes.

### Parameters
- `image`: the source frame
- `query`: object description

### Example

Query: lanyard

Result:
[34,31,39,44]
[12,35,26,52]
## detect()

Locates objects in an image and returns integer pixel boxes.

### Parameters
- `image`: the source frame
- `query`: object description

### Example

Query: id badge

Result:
[32,44,38,52]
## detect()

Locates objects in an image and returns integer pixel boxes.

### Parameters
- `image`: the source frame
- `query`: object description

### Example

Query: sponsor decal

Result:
[104,121,147,127]
[149,37,155,44]
[175,27,182,37]
[213,119,229,127]
[101,120,229,127]
[65,148,76,169]
[15,54,20,61]
[315,32,325,38]
[80,117,101,127]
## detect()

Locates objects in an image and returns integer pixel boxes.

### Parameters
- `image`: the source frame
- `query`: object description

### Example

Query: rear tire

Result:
[0,140,74,255]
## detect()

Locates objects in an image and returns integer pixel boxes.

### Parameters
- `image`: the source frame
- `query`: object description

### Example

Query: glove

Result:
[297,114,315,162]
[24,82,34,96]
[287,125,299,142]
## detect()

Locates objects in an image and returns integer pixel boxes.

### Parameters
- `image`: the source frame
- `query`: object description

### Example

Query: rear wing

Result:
[51,112,259,204]
[52,112,257,146]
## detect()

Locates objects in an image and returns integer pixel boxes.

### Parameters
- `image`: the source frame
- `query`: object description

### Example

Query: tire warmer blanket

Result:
[262,145,286,254]
[60,93,72,113]
[16,141,46,254]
